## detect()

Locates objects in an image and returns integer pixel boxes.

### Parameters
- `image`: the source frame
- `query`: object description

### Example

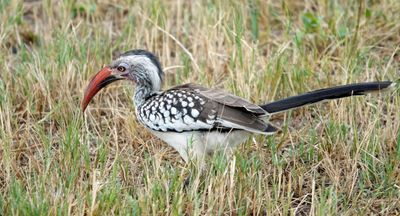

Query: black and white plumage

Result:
[137,84,277,134]
[136,87,209,132]
[82,49,396,163]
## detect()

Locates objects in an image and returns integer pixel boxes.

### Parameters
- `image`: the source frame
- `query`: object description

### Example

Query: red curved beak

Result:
[81,66,123,112]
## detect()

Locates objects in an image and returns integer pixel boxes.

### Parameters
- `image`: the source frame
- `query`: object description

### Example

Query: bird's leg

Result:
[183,159,207,188]
[183,142,208,187]
[176,148,189,163]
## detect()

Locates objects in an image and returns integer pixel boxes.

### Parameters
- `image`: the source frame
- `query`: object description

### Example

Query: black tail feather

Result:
[261,81,393,114]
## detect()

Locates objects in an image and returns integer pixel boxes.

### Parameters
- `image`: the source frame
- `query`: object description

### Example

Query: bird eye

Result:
[117,66,126,72]
[116,63,129,72]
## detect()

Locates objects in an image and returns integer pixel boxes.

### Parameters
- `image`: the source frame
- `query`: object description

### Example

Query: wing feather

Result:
[170,83,276,134]
[172,83,268,115]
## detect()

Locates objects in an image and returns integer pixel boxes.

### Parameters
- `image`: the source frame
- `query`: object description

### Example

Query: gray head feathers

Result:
[111,49,164,92]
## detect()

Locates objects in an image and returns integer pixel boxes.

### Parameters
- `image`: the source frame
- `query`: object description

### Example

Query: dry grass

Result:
[0,0,399,215]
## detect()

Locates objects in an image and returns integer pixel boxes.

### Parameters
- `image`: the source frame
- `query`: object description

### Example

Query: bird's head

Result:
[81,49,163,112]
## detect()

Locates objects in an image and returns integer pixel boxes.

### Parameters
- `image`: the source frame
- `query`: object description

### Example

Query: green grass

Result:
[1,0,399,215]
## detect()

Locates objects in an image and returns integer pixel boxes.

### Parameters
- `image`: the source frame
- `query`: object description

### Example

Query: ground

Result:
[0,0,399,215]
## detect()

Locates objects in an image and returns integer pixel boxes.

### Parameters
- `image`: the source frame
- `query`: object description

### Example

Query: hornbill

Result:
[82,49,396,163]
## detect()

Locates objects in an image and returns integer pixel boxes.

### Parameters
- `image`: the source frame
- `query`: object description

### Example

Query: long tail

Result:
[260,81,395,114]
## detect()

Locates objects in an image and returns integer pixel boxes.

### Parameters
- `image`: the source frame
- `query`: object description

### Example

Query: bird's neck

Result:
[133,84,157,107]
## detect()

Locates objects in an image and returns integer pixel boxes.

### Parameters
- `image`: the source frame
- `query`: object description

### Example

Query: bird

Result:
[81,49,396,163]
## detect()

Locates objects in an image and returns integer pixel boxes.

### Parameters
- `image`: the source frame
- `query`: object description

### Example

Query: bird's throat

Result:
[133,85,154,107]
